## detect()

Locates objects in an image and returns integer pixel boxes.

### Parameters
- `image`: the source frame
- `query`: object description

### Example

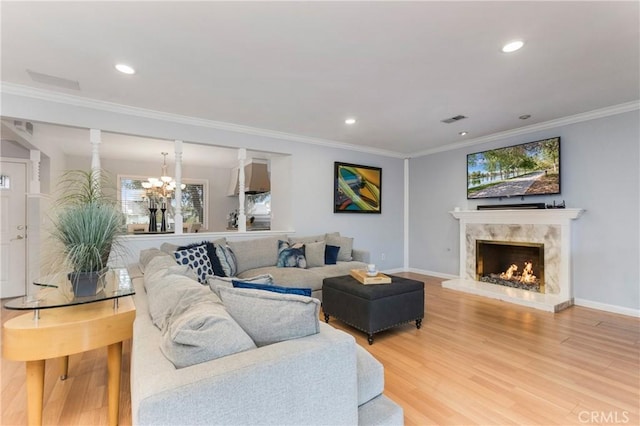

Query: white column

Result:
[27,150,42,298]
[174,140,183,234]
[89,129,101,190]
[403,158,409,271]
[237,148,247,232]
[29,150,41,194]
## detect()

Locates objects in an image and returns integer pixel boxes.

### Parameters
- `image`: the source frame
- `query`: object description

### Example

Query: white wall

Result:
[409,110,640,311]
[2,92,406,271]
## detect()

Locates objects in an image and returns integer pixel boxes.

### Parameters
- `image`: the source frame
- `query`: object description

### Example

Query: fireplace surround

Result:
[443,209,583,312]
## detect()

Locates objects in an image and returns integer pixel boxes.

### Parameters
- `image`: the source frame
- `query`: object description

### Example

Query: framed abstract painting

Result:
[334,162,382,214]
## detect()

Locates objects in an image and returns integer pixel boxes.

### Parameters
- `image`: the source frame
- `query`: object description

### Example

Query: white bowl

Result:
[366,271,378,277]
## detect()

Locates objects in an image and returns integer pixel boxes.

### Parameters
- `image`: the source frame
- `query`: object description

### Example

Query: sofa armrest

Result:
[352,248,370,263]
[132,318,359,425]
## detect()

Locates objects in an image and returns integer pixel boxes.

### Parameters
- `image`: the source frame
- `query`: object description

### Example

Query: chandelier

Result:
[142,152,185,201]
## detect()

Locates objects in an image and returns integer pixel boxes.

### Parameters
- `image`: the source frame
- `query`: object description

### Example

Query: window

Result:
[119,176,208,230]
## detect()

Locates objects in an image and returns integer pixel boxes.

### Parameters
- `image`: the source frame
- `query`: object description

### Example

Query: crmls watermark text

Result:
[578,410,630,424]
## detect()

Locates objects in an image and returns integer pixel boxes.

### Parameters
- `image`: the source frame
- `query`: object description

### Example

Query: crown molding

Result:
[3,82,636,160]
[409,100,640,158]
[0,82,405,159]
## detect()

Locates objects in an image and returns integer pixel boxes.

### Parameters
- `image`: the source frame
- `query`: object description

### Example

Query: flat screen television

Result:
[467,137,560,199]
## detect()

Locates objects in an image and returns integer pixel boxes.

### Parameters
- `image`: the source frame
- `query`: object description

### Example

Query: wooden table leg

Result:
[107,341,122,426]
[60,356,69,380]
[25,359,45,426]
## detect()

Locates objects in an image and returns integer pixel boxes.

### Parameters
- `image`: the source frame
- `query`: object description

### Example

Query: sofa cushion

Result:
[227,236,280,275]
[305,241,326,268]
[144,254,180,290]
[232,280,312,297]
[218,286,320,347]
[325,234,354,262]
[160,242,180,255]
[166,264,199,282]
[173,244,213,284]
[139,248,167,273]
[355,345,384,406]
[147,274,211,331]
[207,273,274,297]
[288,234,326,244]
[214,243,237,277]
[325,245,340,265]
[277,240,307,268]
[160,299,256,369]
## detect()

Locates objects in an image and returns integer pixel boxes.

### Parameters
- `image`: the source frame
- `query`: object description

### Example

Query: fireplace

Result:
[476,240,544,293]
[444,208,583,312]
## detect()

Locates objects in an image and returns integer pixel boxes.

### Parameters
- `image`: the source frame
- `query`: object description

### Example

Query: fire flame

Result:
[500,264,518,280]
[499,261,536,284]
[521,261,536,283]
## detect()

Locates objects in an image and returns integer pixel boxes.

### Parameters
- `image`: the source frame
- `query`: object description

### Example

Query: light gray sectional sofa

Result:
[161,233,370,300]
[229,233,370,301]
[128,233,404,425]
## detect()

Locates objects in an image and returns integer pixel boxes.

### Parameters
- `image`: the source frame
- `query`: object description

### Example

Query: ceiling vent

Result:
[441,115,467,124]
[27,69,81,91]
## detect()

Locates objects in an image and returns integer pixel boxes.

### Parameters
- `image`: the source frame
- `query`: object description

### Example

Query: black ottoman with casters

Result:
[322,275,424,345]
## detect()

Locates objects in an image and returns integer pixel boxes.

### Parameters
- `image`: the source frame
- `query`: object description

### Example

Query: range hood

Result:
[227,161,271,196]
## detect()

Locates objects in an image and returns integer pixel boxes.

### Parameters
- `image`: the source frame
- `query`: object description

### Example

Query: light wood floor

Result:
[2,273,638,425]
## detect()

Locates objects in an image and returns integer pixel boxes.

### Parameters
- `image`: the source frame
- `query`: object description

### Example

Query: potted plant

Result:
[50,170,125,297]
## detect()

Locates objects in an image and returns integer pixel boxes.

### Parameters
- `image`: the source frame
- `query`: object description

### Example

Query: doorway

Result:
[0,160,27,298]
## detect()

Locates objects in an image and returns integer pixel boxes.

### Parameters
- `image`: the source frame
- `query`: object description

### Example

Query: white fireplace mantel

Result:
[444,208,584,312]
[450,208,584,224]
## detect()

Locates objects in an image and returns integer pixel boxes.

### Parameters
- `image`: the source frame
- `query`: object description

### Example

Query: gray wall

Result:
[283,142,404,269]
[409,111,640,310]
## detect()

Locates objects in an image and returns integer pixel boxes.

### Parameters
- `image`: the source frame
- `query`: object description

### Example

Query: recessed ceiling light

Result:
[459,131,468,136]
[501,40,524,53]
[115,63,136,75]
[345,118,357,125]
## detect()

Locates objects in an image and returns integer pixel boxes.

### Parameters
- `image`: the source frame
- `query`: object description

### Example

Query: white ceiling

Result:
[1,1,639,157]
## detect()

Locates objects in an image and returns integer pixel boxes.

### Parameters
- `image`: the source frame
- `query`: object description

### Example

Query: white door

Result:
[0,161,27,298]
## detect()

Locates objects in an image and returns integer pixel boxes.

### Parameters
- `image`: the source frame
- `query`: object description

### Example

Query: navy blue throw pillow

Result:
[325,244,340,265]
[232,280,312,297]
[178,241,225,277]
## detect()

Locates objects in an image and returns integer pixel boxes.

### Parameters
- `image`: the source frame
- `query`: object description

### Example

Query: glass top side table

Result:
[4,268,135,319]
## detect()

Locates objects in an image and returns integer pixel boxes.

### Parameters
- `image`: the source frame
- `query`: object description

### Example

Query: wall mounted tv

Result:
[467,137,560,199]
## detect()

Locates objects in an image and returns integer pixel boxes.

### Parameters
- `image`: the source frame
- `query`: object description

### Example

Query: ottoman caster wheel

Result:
[416,319,422,329]
[367,334,374,345]
[324,314,330,323]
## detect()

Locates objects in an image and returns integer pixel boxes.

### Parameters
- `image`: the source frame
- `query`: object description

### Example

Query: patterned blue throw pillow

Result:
[276,240,306,268]
[173,245,214,284]
[177,241,225,277]
[214,243,238,277]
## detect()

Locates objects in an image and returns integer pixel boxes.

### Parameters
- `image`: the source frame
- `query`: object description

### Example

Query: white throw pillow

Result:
[218,286,320,347]
[160,299,256,369]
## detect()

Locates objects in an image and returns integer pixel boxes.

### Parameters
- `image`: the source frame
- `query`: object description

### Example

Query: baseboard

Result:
[382,268,406,275]
[574,298,640,318]
[402,269,639,317]
[405,268,458,280]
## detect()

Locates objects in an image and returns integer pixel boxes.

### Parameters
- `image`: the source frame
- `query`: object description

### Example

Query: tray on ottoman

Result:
[350,269,392,285]
[322,275,424,345]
